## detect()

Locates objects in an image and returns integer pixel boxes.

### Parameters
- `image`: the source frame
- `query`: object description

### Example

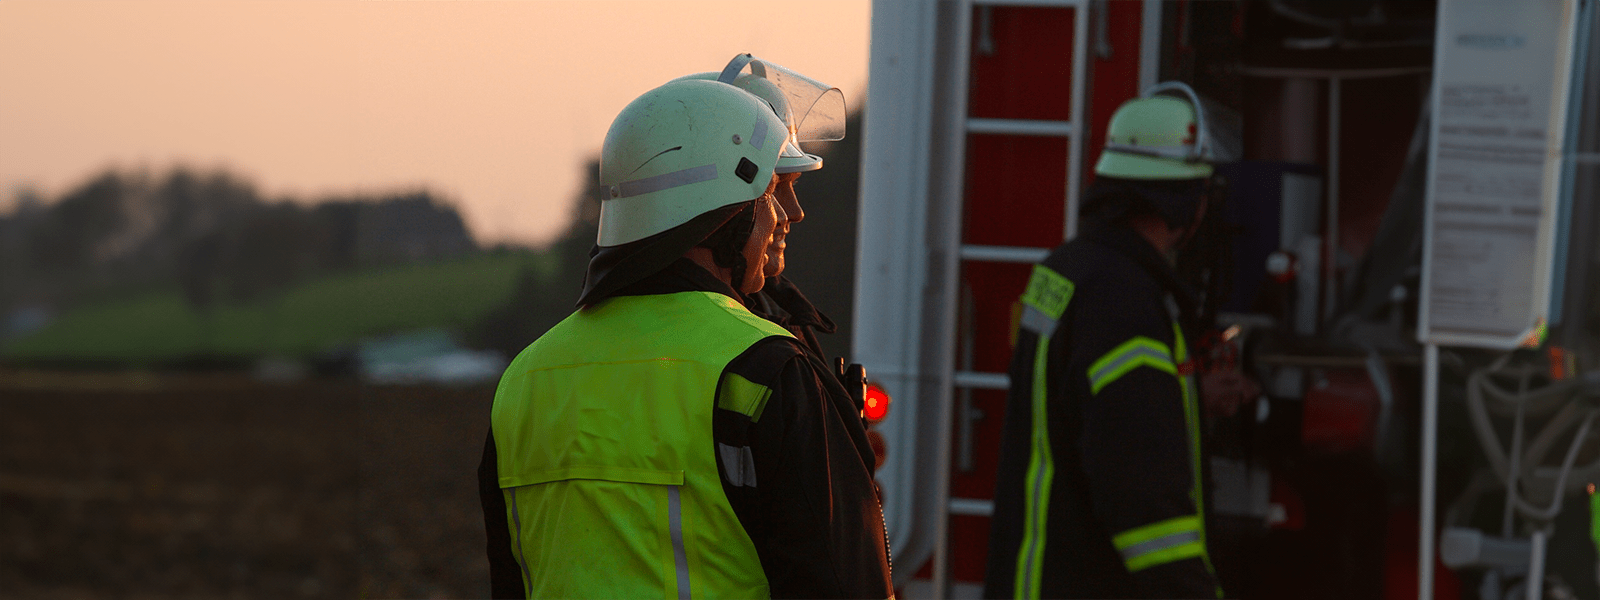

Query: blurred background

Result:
[0,1,869,597]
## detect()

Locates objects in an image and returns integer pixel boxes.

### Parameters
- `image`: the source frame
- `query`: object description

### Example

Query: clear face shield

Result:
[718,54,846,173]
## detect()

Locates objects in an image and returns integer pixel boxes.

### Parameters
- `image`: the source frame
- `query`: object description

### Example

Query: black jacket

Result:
[747,275,838,363]
[479,259,892,598]
[983,223,1221,599]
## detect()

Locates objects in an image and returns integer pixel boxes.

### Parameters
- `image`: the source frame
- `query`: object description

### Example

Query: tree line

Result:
[0,167,477,319]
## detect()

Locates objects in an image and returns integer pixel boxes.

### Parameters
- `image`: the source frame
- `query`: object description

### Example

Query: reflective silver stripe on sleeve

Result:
[1019,304,1058,338]
[669,485,691,600]
[751,116,768,150]
[717,443,758,488]
[1118,529,1202,563]
[1087,343,1173,390]
[506,488,534,590]
[617,164,718,198]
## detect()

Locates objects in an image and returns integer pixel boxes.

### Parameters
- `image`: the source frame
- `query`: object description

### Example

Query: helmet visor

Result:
[775,140,823,173]
[720,55,846,142]
[1143,81,1241,164]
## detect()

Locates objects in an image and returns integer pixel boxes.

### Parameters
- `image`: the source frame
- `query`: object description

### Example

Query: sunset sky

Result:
[0,0,872,246]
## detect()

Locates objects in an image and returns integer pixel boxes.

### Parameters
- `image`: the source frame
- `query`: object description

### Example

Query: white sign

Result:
[1420,0,1579,348]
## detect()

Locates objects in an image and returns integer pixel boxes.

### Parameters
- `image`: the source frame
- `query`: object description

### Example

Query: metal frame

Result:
[966,117,1079,137]
[1140,0,1163,90]
[853,0,945,588]
[958,244,1051,263]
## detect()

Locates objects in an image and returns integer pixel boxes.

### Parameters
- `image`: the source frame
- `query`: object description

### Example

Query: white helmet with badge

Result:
[1095,81,1240,180]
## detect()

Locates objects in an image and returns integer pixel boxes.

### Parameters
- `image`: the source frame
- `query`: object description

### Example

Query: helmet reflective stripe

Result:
[596,79,787,246]
[1103,141,1202,162]
[610,164,718,200]
[750,115,769,150]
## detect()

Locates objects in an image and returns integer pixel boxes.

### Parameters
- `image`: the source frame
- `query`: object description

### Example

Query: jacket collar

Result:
[746,276,837,334]
[607,257,745,306]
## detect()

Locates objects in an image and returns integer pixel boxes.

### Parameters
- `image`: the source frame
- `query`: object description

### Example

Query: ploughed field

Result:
[0,375,494,599]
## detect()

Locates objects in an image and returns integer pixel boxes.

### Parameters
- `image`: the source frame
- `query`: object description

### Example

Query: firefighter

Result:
[477,72,892,599]
[984,84,1244,599]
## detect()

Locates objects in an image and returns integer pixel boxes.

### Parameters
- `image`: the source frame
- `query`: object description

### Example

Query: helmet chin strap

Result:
[702,202,756,291]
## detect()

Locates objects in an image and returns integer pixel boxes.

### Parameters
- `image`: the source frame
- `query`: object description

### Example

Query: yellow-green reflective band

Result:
[717,373,773,422]
[1014,265,1072,599]
[1591,488,1600,553]
[1171,319,1205,520]
[1021,265,1074,320]
[1113,515,1206,572]
[1087,337,1175,395]
[1126,539,1206,573]
[1014,333,1055,600]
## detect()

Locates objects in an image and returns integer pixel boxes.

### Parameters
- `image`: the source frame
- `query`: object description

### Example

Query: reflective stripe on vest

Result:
[1014,265,1074,600]
[491,291,792,598]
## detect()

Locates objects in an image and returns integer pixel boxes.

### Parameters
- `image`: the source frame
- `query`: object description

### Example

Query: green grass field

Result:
[3,251,552,365]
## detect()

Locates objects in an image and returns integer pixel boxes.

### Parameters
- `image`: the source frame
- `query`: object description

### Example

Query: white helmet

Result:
[596,78,788,247]
[1095,81,1241,180]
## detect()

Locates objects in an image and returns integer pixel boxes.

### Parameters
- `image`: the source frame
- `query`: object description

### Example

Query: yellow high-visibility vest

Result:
[491,290,793,599]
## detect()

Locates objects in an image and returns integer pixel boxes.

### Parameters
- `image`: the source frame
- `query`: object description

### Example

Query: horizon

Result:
[0,0,872,247]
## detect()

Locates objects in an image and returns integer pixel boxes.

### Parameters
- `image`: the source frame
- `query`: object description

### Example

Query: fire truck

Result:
[849,1,1600,598]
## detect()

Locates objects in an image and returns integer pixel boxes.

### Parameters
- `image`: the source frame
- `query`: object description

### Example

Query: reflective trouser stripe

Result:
[669,485,690,600]
[1086,337,1175,395]
[1113,515,1206,572]
[1014,332,1054,600]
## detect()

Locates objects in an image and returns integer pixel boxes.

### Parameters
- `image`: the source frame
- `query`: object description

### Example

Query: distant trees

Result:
[471,160,600,357]
[0,166,479,317]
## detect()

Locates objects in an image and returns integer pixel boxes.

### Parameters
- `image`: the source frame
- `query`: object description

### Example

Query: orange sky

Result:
[0,0,871,246]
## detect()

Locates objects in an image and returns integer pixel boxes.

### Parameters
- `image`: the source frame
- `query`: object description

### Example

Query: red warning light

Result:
[864,382,891,423]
